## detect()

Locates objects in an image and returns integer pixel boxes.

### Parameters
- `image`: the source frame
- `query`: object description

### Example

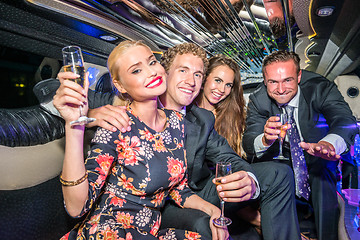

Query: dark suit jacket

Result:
[185,104,254,191]
[242,70,358,172]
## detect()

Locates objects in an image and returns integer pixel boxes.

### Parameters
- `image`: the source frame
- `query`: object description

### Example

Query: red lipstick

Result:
[146,76,163,88]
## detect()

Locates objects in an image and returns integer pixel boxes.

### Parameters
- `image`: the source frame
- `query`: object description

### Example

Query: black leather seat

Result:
[0,104,78,239]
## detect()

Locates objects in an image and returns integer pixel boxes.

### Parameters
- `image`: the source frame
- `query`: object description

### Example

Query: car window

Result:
[0,46,61,108]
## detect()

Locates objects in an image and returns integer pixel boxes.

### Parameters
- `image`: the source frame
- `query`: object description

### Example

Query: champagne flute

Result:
[213,162,232,227]
[62,46,95,125]
[274,111,289,160]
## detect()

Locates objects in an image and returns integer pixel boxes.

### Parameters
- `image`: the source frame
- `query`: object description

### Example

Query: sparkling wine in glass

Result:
[213,162,232,227]
[62,46,95,125]
[274,112,289,160]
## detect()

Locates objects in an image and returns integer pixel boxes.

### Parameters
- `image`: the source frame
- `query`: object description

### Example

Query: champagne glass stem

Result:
[220,200,225,220]
[79,104,84,117]
[279,139,284,156]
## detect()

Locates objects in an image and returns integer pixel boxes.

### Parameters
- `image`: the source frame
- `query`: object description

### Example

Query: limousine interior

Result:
[1,0,359,239]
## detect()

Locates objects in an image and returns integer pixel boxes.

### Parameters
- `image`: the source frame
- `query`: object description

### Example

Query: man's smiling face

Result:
[264,59,301,105]
[162,53,204,111]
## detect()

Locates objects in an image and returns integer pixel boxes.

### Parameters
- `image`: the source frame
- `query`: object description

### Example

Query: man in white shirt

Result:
[242,50,359,240]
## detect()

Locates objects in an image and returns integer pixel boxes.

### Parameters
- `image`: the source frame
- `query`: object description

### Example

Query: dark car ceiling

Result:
[300,0,360,80]
[1,0,134,67]
[1,0,360,84]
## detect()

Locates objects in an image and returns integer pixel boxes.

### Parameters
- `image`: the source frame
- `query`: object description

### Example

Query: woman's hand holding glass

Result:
[209,208,229,240]
[61,46,95,125]
[53,71,90,126]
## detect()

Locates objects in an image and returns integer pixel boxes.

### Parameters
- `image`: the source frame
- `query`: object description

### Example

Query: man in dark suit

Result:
[53,43,300,239]
[242,50,359,240]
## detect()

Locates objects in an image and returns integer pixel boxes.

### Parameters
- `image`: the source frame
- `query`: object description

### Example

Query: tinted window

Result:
[0,46,61,108]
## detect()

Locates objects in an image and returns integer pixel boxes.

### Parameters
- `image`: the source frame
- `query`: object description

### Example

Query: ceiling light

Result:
[316,7,335,17]
[99,35,118,41]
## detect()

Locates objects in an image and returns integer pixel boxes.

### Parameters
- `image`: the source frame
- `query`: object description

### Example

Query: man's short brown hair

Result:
[262,50,301,76]
[160,43,209,73]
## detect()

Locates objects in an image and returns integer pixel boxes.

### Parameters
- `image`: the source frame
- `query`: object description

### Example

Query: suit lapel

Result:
[298,90,310,141]
[255,83,282,116]
[184,111,200,179]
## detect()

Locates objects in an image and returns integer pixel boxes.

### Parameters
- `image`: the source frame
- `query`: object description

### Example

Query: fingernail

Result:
[217,186,222,191]
[220,192,224,197]
[121,128,126,132]
[112,127,117,132]
[128,121,132,125]
[75,74,80,78]
[127,126,131,131]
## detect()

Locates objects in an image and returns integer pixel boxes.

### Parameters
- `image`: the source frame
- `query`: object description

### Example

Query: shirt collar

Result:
[157,98,187,115]
[287,86,300,108]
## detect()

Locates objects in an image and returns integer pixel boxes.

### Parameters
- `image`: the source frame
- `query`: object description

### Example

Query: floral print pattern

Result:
[61,109,202,240]
[92,128,112,144]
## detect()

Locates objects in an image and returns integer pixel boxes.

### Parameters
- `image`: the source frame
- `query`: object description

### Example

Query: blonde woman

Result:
[54,41,227,240]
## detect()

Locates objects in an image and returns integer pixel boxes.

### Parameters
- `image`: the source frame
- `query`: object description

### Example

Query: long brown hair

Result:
[196,54,246,156]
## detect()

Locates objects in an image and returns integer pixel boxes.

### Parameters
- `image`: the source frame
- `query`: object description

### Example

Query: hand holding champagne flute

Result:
[62,46,95,125]
[213,162,232,227]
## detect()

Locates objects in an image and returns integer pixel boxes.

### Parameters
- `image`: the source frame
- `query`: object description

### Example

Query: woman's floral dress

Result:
[61,108,202,240]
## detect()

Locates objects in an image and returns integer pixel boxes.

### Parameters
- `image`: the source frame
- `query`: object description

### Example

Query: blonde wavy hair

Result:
[107,40,150,102]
